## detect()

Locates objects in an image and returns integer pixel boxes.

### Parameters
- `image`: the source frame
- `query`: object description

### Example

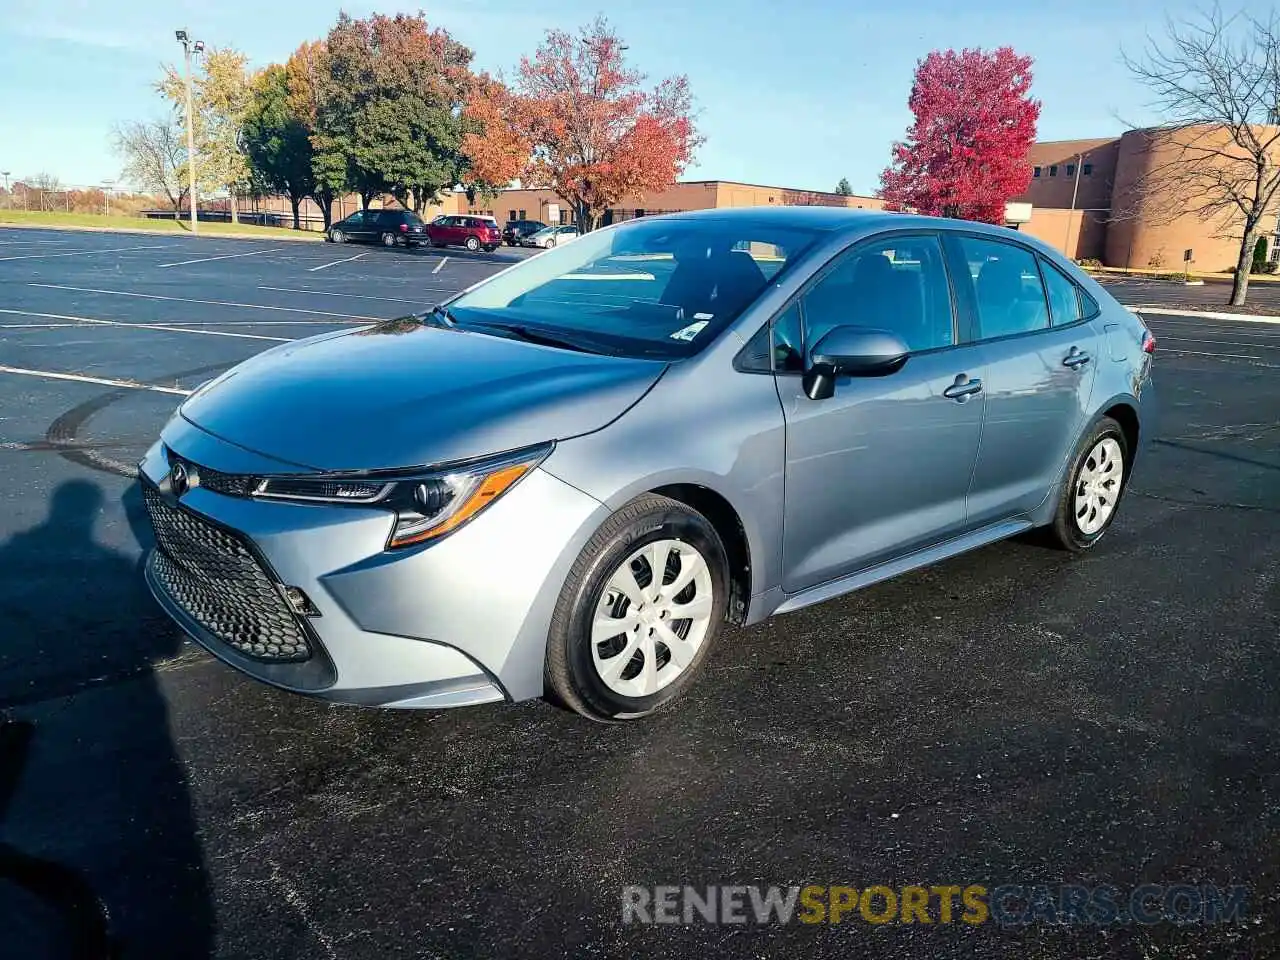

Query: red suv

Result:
[426,215,502,252]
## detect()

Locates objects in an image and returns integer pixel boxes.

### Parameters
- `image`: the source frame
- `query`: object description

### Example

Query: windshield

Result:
[446,218,820,358]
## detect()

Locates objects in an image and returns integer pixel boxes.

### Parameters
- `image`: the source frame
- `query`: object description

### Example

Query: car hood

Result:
[179,319,667,472]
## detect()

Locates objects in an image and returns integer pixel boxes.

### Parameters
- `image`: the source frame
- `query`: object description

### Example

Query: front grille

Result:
[143,485,312,662]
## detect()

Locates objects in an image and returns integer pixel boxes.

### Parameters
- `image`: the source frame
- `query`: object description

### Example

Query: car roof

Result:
[646,206,1041,245]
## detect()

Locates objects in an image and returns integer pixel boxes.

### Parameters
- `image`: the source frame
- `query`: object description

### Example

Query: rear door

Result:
[777,232,987,592]
[945,234,1101,525]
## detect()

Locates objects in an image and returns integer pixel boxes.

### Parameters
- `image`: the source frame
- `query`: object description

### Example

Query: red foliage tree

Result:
[462,17,699,231]
[878,47,1040,223]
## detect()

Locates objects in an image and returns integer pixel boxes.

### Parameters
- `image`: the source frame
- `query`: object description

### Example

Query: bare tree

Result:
[1122,6,1280,305]
[111,118,189,213]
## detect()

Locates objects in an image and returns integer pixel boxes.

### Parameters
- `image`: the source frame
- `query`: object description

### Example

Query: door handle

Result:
[943,375,983,401]
[1063,348,1092,369]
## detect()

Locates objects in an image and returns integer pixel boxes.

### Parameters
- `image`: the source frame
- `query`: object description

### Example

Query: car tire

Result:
[381,232,397,247]
[544,494,730,722]
[484,244,498,253]
[1047,416,1130,552]
[465,236,480,252]
[329,228,345,244]
[545,237,556,248]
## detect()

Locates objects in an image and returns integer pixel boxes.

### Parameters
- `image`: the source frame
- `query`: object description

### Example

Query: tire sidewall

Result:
[330,229,344,243]
[466,236,480,251]
[559,508,729,720]
[1058,417,1130,549]
[382,232,396,247]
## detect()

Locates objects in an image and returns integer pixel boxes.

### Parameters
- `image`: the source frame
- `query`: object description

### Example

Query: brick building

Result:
[1016,127,1280,271]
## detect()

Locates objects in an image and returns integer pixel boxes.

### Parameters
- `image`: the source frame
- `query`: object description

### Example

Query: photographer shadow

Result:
[0,479,214,959]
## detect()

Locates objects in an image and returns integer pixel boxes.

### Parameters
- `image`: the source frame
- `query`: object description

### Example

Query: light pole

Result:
[1064,150,1085,258]
[175,30,204,234]
[0,172,9,210]
[102,179,114,216]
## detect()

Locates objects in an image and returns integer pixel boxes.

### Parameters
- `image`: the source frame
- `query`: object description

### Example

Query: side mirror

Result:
[802,326,909,400]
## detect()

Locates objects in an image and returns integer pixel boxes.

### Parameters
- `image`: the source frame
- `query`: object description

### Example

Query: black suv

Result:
[327,209,428,247]
[502,219,548,246]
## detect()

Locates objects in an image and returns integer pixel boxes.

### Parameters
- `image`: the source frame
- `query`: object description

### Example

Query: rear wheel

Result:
[465,236,480,252]
[545,494,729,721]
[1048,416,1130,551]
[329,228,345,244]
[381,232,397,247]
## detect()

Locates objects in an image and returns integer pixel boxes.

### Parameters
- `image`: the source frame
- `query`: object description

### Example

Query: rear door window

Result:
[1039,258,1084,326]
[954,236,1050,340]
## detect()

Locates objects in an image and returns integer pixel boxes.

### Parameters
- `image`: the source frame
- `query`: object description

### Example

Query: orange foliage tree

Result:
[462,17,699,231]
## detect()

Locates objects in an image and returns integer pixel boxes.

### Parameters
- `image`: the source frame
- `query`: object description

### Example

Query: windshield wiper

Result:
[423,304,458,328]
[468,321,605,355]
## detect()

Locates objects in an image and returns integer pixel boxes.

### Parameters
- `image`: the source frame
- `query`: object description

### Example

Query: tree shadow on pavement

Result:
[0,479,214,959]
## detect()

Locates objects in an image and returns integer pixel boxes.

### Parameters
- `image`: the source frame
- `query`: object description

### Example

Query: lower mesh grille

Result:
[143,485,312,662]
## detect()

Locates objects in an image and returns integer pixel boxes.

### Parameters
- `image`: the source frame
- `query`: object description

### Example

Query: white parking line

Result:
[257,285,431,305]
[27,283,382,320]
[1161,348,1279,366]
[0,244,170,263]
[433,257,448,274]
[1159,336,1280,351]
[158,247,284,268]
[0,239,70,245]
[309,252,368,272]
[0,365,193,395]
[0,308,292,342]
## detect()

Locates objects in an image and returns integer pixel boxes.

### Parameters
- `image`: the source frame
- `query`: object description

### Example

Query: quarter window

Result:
[801,234,955,354]
[955,236,1050,340]
[1039,258,1084,325]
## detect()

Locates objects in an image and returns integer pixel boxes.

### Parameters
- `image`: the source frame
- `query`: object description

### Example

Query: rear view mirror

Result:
[803,326,909,400]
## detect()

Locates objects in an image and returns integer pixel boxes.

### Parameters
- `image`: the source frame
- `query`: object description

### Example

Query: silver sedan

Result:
[139,208,1155,720]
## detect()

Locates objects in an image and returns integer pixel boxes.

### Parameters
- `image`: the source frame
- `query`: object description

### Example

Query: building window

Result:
[1066,164,1076,177]
[1033,166,1041,178]
[518,209,526,220]
[1082,163,1093,176]
[1049,165,1058,177]
[509,209,516,221]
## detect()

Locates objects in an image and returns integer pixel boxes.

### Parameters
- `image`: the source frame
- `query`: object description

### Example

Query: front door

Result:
[944,235,1101,525]
[779,232,986,594]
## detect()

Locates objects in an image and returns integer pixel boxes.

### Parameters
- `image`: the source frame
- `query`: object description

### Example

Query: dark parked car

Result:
[327,209,427,247]
[503,219,548,245]
[426,215,502,252]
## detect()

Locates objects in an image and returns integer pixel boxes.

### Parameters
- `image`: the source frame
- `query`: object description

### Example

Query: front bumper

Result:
[138,428,606,708]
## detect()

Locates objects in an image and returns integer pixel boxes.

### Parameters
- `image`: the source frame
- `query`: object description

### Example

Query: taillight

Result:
[1142,331,1156,354]
[399,223,408,233]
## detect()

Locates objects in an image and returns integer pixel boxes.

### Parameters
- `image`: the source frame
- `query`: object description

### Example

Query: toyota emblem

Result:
[171,462,190,496]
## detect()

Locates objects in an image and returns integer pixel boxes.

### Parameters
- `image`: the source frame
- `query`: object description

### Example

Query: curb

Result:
[1089,266,1280,284]
[0,221,324,243]
[1128,306,1280,325]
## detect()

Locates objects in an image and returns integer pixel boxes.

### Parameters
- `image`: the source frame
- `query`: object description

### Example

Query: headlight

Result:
[252,444,552,549]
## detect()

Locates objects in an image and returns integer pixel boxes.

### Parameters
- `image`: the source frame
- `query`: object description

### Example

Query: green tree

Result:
[310,12,475,213]
[158,47,253,222]
[242,64,315,229]
[835,177,853,195]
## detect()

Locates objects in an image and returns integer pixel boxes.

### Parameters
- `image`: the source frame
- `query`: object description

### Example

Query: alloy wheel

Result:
[1074,436,1123,535]
[590,539,715,698]
[330,229,344,243]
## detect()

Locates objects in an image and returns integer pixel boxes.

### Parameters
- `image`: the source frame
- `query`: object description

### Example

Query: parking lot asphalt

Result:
[1103,274,1280,316]
[0,226,1277,960]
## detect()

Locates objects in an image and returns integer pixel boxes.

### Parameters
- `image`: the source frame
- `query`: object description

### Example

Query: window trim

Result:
[733,229,964,375]
[942,231,1056,345]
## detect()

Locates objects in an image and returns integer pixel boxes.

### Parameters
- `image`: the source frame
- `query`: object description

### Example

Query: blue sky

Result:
[0,0,1198,194]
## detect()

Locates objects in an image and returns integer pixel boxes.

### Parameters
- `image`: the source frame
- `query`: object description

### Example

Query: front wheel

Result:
[329,228,345,244]
[1047,416,1130,551]
[465,236,480,252]
[545,494,729,721]
[545,237,556,248]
